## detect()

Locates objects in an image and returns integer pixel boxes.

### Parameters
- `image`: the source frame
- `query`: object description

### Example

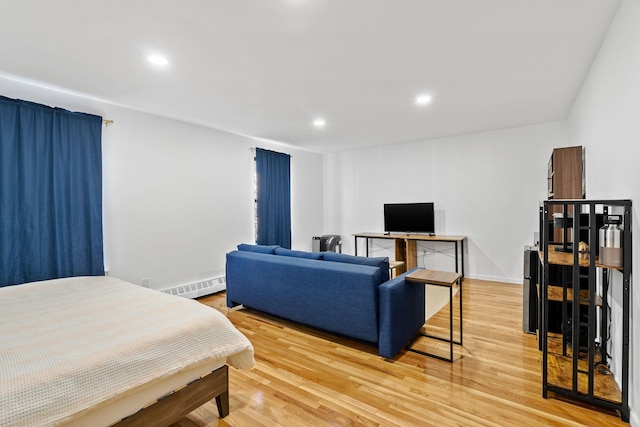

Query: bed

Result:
[0,276,255,427]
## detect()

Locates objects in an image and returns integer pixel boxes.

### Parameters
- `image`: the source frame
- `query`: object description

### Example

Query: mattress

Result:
[0,276,254,427]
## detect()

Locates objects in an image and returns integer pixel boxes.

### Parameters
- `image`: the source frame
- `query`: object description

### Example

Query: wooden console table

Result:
[353,233,466,278]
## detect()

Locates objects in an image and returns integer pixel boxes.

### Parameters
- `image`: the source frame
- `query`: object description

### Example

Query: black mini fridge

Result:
[523,246,539,334]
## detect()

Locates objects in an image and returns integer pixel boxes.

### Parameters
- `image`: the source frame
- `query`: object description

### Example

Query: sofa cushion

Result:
[274,247,323,260]
[321,252,390,283]
[237,243,279,254]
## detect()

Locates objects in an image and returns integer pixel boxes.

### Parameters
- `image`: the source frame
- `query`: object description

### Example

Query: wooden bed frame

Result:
[115,365,229,426]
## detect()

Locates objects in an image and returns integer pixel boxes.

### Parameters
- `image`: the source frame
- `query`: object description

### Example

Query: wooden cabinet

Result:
[547,146,584,199]
[539,200,631,422]
[547,146,585,244]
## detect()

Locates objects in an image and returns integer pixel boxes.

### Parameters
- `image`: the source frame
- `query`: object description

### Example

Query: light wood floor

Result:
[172,279,628,426]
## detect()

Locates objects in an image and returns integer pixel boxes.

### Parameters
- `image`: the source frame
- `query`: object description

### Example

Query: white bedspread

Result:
[0,276,254,427]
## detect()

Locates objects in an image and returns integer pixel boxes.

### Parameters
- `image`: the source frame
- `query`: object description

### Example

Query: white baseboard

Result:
[161,276,226,299]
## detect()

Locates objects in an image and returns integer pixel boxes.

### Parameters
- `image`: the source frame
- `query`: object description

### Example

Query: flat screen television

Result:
[384,202,435,234]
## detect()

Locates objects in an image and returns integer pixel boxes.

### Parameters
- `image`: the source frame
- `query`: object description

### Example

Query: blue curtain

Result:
[0,96,104,287]
[256,148,291,248]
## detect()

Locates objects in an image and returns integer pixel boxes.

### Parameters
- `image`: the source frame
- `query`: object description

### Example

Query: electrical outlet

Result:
[141,277,150,287]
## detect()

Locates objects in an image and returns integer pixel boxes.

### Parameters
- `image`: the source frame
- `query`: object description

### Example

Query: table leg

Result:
[461,240,465,279]
[449,284,454,362]
[454,241,459,273]
[459,277,463,346]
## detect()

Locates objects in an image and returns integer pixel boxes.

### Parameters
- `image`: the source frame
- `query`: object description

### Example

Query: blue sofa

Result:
[225,244,425,358]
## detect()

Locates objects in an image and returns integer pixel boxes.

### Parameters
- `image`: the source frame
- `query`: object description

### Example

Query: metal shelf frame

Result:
[540,199,631,422]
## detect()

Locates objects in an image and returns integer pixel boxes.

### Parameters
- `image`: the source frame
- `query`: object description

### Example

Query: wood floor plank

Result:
[171,278,628,426]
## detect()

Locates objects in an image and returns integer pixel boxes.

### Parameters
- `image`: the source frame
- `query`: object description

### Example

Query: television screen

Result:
[384,202,435,234]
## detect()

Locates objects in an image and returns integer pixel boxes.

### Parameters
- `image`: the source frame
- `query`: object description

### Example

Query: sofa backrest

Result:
[226,250,381,343]
[321,252,390,283]
[237,243,279,254]
[274,247,323,260]
[235,243,389,283]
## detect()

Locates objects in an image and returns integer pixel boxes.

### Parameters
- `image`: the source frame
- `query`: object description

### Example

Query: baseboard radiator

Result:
[161,276,226,299]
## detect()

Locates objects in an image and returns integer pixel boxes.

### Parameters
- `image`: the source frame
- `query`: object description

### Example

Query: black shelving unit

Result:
[539,199,631,422]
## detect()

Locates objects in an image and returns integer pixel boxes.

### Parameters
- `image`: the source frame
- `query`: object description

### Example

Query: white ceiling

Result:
[0,0,620,153]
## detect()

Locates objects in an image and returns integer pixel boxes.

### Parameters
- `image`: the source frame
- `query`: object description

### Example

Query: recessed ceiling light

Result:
[415,94,432,106]
[313,118,326,128]
[147,54,169,67]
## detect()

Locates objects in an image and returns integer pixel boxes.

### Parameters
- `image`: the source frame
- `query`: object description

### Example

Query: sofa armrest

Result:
[378,268,425,358]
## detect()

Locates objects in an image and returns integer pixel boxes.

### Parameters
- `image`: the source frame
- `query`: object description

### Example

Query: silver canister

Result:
[599,215,623,267]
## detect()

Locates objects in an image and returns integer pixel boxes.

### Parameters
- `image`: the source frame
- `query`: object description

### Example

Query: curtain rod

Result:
[103,119,114,127]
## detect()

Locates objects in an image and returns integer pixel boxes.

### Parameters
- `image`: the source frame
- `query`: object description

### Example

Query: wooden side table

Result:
[388,260,405,278]
[405,269,463,362]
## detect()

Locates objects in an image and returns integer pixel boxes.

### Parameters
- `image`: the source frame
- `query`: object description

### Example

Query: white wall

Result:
[0,77,324,290]
[324,121,568,283]
[102,110,324,289]
[567,0,639,424]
